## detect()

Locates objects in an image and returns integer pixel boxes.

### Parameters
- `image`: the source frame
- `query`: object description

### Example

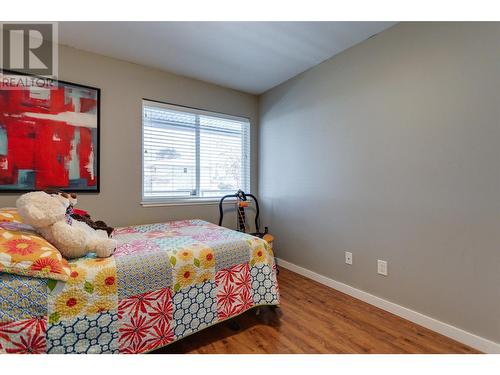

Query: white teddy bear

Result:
[16,191,116,259]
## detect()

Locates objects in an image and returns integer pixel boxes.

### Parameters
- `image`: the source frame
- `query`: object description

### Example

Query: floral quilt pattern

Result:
[0,219,279,354]
[118,287,174,353]
[0,224,71,282]
[0,317,46,353]
[215,263,253,320]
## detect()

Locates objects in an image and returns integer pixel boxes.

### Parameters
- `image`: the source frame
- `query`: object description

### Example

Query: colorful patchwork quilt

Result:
[0,220,280,354]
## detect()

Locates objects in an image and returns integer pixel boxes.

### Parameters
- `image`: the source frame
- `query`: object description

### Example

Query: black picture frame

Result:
[0,69,100,193]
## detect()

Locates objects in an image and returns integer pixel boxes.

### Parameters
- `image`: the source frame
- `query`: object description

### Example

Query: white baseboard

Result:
[277,258,500,354]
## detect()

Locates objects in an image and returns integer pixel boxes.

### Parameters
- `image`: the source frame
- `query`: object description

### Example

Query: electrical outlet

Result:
[377,260,388,276]
[345,251,353,265]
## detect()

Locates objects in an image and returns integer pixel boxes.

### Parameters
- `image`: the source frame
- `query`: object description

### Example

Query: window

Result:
[142,100,250,204]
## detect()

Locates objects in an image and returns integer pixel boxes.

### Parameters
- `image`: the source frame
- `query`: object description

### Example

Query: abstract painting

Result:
[0,72,100,192]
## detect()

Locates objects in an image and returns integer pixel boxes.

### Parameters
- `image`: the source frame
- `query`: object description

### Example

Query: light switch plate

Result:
[377,260,388,276]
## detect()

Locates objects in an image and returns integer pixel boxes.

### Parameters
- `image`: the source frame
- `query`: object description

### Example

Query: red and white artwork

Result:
[0,73,99,191]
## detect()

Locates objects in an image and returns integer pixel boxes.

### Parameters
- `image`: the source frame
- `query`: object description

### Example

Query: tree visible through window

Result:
[142,101,250,201]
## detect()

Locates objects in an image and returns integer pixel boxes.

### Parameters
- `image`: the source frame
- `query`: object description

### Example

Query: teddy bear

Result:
[71,211,115,237]
[44,188,115,237]
[16,191,117,259]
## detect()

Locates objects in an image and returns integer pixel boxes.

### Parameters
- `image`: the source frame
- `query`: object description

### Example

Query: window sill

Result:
[141,198,224,207]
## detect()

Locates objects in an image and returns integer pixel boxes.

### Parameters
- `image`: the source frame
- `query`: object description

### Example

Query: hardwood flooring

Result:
[154,268,480,354]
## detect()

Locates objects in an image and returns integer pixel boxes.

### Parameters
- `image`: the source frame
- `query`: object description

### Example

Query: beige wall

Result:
[0,45,259,227]
[259,22,500,343]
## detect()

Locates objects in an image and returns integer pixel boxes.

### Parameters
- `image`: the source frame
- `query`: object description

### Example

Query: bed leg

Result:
[227,320,241,331]
[270,305,282,317]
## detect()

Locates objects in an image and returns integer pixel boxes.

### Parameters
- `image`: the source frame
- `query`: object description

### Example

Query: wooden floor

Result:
[155,268,480,354]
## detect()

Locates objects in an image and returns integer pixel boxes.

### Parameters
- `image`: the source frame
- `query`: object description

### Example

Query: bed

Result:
[0,217,280,354]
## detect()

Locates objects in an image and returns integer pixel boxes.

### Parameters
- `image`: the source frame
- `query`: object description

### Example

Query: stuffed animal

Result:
[16,191,116,259]
[71,211,115,237]
[44,189,115,237]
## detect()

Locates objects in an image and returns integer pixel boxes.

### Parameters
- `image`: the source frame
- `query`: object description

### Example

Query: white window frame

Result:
[141,100,251,206]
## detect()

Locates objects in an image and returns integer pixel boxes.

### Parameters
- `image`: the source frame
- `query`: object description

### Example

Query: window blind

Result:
[142,101,250,202]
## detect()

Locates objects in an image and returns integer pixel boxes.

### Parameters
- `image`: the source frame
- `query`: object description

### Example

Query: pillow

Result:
[0,208,23,223]
[0,208,70,281]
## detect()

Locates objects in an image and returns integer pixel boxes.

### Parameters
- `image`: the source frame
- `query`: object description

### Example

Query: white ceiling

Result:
[59,22,396,95]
